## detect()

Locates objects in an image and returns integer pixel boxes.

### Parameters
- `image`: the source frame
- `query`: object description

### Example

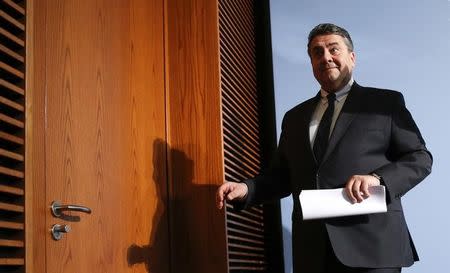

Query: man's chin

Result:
[321,79,345,92]
[326,72,340,81]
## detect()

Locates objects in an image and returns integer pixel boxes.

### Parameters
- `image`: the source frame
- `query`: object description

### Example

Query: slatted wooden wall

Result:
[219,0,281,272]
[0,0,26,271]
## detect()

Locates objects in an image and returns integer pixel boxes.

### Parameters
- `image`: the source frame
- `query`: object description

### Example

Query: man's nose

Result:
[321,50,333,63]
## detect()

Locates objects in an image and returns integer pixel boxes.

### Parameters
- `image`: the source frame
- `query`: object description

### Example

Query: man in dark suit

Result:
[216,23,432,273]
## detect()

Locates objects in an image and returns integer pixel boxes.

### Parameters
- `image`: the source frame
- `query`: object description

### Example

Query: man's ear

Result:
[350,51,356,67]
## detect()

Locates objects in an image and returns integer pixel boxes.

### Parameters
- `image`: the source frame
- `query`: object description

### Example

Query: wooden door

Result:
[29,1,169,272]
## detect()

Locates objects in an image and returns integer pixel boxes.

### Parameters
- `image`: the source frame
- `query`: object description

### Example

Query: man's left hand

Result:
[345,175,381,203]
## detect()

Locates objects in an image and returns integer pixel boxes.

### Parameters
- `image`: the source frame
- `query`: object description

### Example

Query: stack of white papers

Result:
[299,186,387,220]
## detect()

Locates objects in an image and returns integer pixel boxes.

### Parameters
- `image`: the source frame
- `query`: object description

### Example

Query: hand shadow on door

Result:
[127,138,195,273]
[127,138,173,273]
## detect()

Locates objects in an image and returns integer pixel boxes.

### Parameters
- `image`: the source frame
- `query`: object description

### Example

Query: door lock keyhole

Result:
[51,224,71,241]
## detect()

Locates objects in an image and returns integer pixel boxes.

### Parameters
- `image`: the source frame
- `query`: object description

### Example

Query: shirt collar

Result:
[319,77,354,103]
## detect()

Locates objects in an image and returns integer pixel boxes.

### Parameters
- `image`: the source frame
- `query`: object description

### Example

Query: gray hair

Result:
[307,23,354,55]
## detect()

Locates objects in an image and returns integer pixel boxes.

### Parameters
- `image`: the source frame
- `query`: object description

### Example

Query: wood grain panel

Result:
[165,0,228,272]
[125,1,169,273]
[26,1,47,272]
[29,1,168,273]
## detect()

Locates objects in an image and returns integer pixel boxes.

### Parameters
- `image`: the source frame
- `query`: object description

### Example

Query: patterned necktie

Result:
[313,93,336,163]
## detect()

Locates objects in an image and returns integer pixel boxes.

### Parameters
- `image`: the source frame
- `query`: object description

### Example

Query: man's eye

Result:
[313,51,323,58]
[330,48,340,54]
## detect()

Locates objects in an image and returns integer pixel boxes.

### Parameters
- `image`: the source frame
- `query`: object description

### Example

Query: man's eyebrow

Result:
[311,45,324,52]
[311,42,340,51]
[326,42,340,47]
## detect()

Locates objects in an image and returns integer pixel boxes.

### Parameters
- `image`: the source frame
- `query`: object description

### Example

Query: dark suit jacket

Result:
[240,83,432,270]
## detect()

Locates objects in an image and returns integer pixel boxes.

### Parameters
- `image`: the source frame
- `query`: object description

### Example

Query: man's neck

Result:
[321,77,354,94]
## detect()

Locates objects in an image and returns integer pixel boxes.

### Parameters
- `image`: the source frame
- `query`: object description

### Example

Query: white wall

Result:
[269,1,450,272]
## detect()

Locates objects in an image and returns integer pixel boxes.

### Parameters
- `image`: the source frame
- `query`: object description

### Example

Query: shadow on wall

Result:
[127,138,171,273]
[126,139,223,273]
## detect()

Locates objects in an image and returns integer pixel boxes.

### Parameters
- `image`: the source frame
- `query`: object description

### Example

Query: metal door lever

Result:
[51,201,92,217]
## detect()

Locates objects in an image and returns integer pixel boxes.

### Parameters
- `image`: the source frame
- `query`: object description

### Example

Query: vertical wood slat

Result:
[219,0,271,272]
[0,1,26,273]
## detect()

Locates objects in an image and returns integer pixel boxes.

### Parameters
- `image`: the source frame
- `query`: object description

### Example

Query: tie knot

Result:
[327,93,336,103]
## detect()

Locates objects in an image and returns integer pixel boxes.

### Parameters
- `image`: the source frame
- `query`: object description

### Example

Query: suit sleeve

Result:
[233,114,292,210]
[373,92,432,201]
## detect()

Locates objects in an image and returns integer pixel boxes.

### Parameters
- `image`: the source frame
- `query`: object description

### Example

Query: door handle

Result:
[51,201,92,217]
[51,224,71,240]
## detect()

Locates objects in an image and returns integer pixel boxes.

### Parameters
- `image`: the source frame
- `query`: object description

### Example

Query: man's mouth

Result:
[323,66,338,71]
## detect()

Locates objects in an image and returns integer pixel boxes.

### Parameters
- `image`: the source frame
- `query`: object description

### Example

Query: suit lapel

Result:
[321,83,364,164]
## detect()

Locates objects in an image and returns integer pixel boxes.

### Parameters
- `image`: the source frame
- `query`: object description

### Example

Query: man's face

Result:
[309,34,356,93]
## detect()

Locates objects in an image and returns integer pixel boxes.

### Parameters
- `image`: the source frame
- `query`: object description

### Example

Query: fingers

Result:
[226,183,248,202]
[352,179,363,203]
[345,176,357,203]
[226,190,238,201]
[345,175,371,203]
[216,183,230,209]
[361,181,370,198]
[216,182,248,209]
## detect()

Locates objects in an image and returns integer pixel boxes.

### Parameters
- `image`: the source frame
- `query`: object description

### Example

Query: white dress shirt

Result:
[309,78,354,148]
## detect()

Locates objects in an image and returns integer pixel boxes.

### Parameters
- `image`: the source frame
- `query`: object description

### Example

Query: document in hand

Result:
[299,185,387,220]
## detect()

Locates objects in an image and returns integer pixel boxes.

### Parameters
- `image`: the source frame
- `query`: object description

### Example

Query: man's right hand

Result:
[216,182,248,209]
